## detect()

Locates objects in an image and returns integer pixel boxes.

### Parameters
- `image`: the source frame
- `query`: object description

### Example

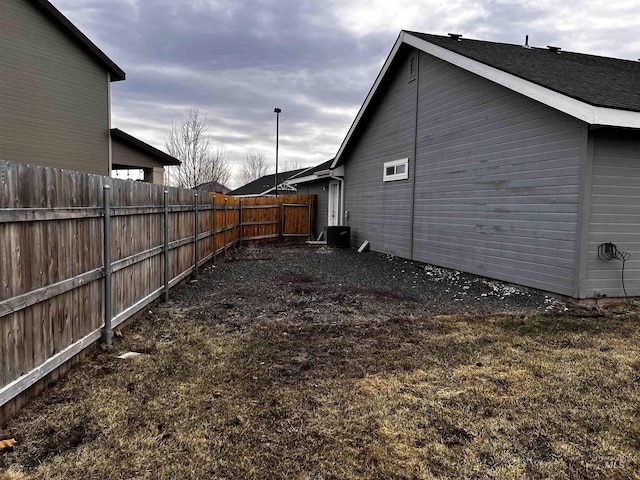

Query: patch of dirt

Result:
[180,244,576,320]
[2,244,637,479]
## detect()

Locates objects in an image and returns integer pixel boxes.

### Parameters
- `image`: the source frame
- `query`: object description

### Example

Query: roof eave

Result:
[32,0,126,81]
[332,31,406,169]
[110,128,181,166]
[286,165,316,180]
[332,31,640,168]
[287,174,319,185]
[403,33,640,128]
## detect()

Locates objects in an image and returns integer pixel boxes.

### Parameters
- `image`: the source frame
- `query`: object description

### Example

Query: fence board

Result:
[0,160,315,422]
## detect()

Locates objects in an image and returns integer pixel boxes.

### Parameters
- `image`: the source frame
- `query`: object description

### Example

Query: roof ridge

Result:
[332,29,640,169]
[404,30,639,63]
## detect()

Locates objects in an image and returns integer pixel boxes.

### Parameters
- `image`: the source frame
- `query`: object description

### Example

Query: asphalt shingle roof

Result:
[407,31,640,113]
[287,159,334,181]
[227,168,307,196]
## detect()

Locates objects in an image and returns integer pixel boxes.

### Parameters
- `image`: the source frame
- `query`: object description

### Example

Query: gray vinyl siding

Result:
[343,51,416,258]
[411,52,585,295]
[0,0,110,175]
[585,130,640,297]
[295,181,330,235]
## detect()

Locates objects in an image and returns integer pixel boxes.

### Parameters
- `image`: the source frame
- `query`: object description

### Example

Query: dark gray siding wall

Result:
[412,52,585,296]
[586,130,640,297]
[295,181,329,234]
[343,51,417,258]
[0,0,110,175]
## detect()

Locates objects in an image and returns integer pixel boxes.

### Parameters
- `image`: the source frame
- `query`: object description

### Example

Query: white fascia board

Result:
[230,188,273,196]
[331,32,406,169]
[592,107,640,128]
[288,174,318,185]
[332,32,640,169]
[287,166,315,180]
[261,183,296,195]
[289,166,345,185]
[403,33,640,129]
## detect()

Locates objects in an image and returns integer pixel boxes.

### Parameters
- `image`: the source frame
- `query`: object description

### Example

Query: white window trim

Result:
[383,158,409,182]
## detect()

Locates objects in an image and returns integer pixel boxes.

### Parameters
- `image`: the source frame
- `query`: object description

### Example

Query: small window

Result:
[383,158,409,182]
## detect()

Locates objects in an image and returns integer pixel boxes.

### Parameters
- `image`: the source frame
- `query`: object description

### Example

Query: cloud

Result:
[52,0,640,188]
[333,0,490,38]
[57,0,376,173]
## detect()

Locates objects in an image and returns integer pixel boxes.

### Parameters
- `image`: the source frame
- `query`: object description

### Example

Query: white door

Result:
[328,182,339,226]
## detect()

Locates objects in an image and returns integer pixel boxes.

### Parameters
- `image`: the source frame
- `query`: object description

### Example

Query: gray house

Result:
[286,159,344,236]
[1,0,176,184]
[330,31,640,299]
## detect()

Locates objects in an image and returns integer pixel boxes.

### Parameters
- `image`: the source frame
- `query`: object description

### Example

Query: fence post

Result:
[164,190,169,303]
[233,199,237,247]
[279,202,285,240]
[102,185,113,346]
[223,197,228,256]
[212,195,217,264]
[194,193,199,278]
[239,199,243,247]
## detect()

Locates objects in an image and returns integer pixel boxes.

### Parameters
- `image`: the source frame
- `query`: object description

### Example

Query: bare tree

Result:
[238,152,272,185]
[165,108,231,189]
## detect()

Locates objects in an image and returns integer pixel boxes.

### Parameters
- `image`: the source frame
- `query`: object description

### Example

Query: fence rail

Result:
[0,160,315,422]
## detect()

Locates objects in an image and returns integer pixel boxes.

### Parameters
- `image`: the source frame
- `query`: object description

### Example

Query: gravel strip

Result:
[176,243,569,316]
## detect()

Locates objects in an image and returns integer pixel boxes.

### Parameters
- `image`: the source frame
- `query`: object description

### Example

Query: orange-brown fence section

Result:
[232,195,315,242]
[0,160,316,423]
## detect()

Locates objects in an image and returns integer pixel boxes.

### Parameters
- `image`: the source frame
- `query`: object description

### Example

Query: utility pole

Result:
[274,107,281,197]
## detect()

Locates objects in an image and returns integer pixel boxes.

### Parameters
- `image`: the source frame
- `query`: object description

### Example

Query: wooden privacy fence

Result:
[0,160,315,422]
[238,195,315,242]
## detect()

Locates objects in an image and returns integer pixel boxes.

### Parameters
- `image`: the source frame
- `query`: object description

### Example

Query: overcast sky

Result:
[52,0,640,187]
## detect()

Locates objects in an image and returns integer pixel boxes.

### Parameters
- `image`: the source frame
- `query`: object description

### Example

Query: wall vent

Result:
[409,56,416,77]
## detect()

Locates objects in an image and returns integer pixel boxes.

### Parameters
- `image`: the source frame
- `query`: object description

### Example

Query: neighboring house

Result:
[0,0,174,184]
[228,169,306,197]
[111,129,180,184]
[286,159,344,234]
[229,162,343,236]
[195,180,230,194]
[330,31,640,299]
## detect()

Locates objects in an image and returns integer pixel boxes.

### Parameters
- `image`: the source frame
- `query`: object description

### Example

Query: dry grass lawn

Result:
[1,250,639,479]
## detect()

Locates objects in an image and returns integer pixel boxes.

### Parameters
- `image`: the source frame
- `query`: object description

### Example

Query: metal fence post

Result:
[164,190,169,303]
[102,185,113,346]
[194,193,199,278]
[239,199,243,247]
[279,202,285,239]
[233,199,237,247]
[223,197,228,256]
[212,195,217,264]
